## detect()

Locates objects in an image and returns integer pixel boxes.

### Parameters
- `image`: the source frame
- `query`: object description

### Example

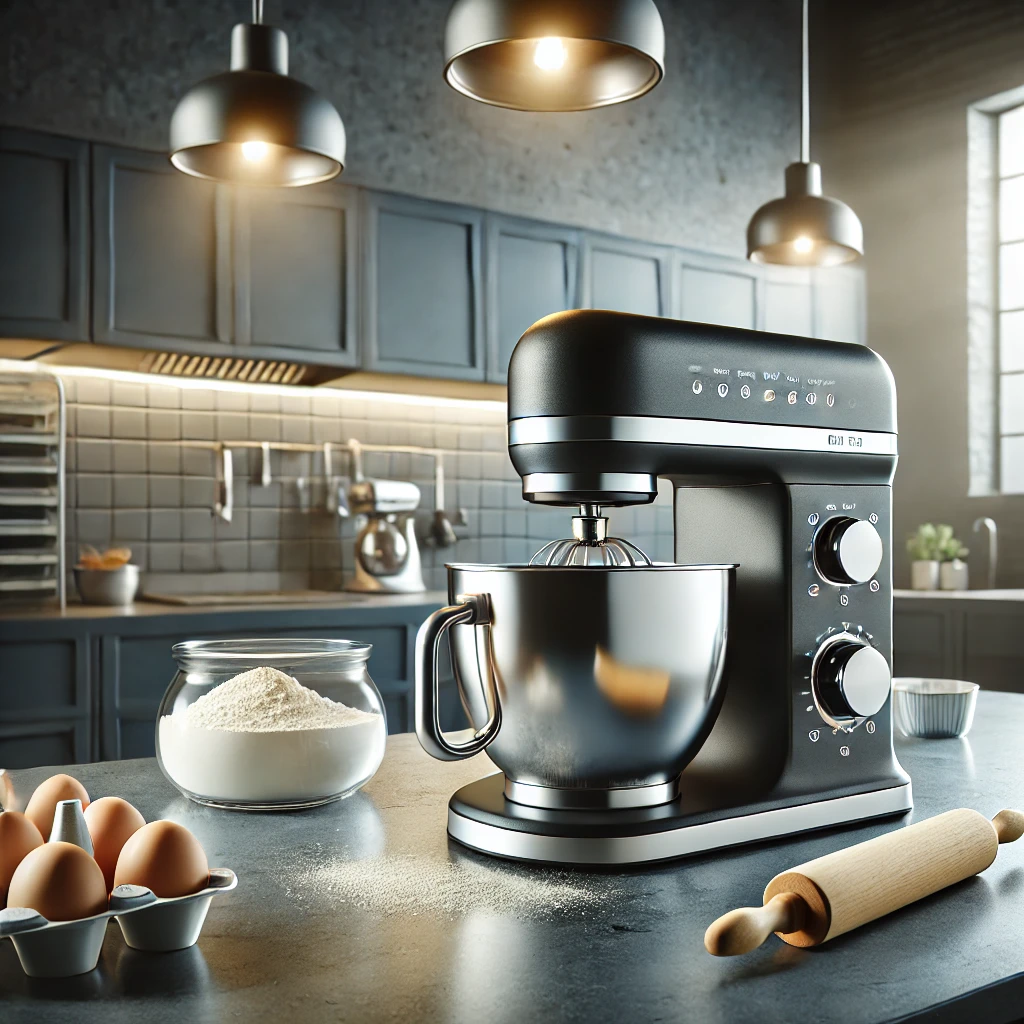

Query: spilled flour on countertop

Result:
[289,852,624,918]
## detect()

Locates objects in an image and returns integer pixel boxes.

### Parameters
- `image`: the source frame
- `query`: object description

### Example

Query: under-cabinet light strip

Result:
[52,364,506,411]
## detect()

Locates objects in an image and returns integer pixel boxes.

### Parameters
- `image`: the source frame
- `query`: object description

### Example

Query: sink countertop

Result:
[895,588,1024,600]
[4,691,1024,1023]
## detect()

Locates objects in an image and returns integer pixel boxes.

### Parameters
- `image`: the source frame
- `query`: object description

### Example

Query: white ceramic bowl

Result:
[892,678,979,739]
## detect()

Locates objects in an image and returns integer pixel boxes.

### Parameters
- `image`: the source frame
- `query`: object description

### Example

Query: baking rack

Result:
[0,361,67,607]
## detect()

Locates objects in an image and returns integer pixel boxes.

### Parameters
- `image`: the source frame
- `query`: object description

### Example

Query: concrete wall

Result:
[815,0,1024,587]
[0,0,801,258]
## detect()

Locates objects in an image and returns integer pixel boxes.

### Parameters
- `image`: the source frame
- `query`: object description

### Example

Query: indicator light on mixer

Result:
[740,384,751,399]
[692,380,703,395]
[764,389,776,402]
[717,383,729,398]
[787,391,798,405]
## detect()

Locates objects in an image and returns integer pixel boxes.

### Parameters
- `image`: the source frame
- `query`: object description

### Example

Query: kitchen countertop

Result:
[895,589,1024,600]
[5,693,1024,1024]
[0,591,448,622]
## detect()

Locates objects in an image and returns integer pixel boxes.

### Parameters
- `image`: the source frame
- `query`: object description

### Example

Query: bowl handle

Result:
[415,593,501,760]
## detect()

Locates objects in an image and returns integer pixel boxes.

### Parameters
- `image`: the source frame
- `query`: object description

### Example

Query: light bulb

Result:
[241,140,270,163]
[793,236,814,254]
[534,37,567,71]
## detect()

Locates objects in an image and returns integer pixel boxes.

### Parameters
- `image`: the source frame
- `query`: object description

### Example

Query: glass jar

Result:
[156,639,386,811]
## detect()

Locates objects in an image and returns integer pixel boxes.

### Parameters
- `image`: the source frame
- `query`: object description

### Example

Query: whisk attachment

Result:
[530,504,653,567]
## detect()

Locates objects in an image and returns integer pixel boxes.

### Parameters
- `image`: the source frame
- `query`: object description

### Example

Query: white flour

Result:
[158,667,385,803]
[291,851,622,919]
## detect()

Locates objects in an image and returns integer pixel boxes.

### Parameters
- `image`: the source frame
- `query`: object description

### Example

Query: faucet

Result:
[972,517,998,589]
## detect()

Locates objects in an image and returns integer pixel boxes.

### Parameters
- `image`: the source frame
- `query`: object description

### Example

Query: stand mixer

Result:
[415,309,909,865]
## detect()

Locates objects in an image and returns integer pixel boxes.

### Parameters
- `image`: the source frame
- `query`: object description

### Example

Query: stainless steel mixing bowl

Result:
[415,562,734,809]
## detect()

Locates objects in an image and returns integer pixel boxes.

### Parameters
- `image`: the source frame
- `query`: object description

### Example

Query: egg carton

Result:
[0,868,237,978]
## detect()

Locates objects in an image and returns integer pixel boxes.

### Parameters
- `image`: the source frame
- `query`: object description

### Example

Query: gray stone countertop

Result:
[5,693,1024,1023]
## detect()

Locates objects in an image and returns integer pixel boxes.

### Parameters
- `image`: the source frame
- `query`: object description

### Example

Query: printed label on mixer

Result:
[840,746,850,757]
[828,434,866,448]
[809,730,820,743]
[865,721,876,734]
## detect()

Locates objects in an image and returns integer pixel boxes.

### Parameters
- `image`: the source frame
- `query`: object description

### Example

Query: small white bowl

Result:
[892,678,979,739]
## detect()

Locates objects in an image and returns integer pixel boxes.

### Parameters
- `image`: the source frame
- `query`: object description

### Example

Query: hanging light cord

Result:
[800,0,810,164]
[252,0,264,25]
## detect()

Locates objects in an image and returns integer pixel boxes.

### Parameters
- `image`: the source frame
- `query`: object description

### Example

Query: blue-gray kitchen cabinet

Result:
[0,128,90,343]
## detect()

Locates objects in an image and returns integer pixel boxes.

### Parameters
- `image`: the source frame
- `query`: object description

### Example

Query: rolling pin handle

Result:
[704,891,808,957]
[993,809,1024,844]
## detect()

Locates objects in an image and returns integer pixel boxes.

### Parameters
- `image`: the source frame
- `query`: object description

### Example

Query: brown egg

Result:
[0,811,44,906]
[114,820,209,898]
[24,774,91,840]
[83,797,146,892]
[7,841,107,921]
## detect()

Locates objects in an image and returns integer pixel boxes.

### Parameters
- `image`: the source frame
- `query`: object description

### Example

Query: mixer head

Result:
[529,504,653,567]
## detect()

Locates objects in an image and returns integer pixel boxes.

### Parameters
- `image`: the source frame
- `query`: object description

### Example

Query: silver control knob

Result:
[814,516,883,585]
[812,632,891,726]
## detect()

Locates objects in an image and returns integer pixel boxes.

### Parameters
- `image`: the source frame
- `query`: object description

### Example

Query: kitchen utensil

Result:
[530,505,653,566]
[417,560,733,805]
[0,868,237,976]
[705,807,1024,956]
[893,678,979,738]
[73,564,140,605]
[157,639,386,810]
[415,309,909,866]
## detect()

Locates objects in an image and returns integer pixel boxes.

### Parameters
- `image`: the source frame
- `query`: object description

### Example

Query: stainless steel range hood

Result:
[6,340,345,387]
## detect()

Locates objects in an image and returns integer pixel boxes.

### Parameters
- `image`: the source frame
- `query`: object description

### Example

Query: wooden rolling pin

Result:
[705,808,1024,956]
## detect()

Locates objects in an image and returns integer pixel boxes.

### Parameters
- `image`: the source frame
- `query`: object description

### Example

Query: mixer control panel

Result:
[789,484,893,781]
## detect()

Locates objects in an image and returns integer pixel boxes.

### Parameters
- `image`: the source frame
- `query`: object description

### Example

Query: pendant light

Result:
[169,0,345,187]
[746,0,862,266]
[443,0,665,112]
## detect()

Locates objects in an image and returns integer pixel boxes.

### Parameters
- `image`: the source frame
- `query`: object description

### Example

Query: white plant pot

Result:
[910,560,940,591]
[939,559,968,592]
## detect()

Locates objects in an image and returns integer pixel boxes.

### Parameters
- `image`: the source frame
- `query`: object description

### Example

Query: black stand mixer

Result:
[415,310,909,865]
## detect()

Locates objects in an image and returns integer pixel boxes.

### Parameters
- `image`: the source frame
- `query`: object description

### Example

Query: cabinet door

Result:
[676,251,760,329]
[363,192,485,380]
[486,216,579,383]
[581,234,672,317]
[0,129,89,342]
[92,145,232,352]
[234,182,359,366]
[0,636,91,767]
[814,266,866,344]
[763,269,814,336]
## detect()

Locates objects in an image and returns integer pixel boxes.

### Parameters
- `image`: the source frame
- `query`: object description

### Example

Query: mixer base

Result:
[447,773,913,866]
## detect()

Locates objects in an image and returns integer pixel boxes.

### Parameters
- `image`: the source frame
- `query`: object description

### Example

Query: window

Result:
[967,89,1024,495]
[997,105,1024,491]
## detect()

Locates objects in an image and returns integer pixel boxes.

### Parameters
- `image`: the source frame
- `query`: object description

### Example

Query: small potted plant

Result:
[906,524,941,590]
[936,524,969,591]
[906,524,968,591]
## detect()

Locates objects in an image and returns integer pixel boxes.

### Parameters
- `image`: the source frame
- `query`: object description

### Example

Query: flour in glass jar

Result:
[158,666,385,803]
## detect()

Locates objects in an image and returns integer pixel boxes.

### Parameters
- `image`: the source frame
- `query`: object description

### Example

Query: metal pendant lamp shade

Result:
[170,20,345,187]
[747,162,863,267]
[443,0,665,111]
[746,0,862,266]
